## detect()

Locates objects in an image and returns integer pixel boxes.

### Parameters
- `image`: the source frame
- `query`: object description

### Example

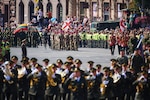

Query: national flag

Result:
[62,20,71,32]
[13,24,28,34]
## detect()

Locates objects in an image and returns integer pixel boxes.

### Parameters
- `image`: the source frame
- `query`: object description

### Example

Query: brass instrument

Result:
[3,64,14,84]
[100,77,108,96]
[112,73,121,83]
[17,67,26,79]
[85,74,95,90]
[68,79,77,92]
[46,65,57,87]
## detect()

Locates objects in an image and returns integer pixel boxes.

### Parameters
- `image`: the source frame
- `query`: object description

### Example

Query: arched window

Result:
[19,1,24,24]
[66,0,69,15]
[46,2,52,12]
[57,3,63,22]
[28,1,34,22]
[38,1,43,11]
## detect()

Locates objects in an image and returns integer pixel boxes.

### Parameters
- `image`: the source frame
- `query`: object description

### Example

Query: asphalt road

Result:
[10,46,119,70]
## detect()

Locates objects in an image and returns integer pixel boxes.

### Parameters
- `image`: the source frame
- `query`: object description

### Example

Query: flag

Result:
[13,24,28,34]
[62,20,71,32]
[119,18,125,32]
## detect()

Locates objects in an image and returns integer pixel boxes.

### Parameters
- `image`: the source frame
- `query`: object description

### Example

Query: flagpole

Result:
[129,34,144,69]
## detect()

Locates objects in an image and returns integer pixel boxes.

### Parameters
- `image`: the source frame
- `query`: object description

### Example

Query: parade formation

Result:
[0,3,150,100]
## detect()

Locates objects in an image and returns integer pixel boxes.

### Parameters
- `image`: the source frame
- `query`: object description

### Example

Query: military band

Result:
[0,53,150,100]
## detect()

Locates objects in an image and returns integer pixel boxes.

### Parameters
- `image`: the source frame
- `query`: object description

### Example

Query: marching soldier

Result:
[21,39,27,58]
[133,71,150,100]
[62,61,73,100]
[42,58,50,71]
[108,32,116,55]
[70,68,87,100]
[28,64,47,100]
[17,58,31,100]
[86,68,101,100]
[100,67,114,100]
[3,60,18,100]
[45,63,61,100]
[85,61,94,75]
[111,65,125,100]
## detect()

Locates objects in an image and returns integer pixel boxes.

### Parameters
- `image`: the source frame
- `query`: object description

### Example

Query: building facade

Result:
[0,0,132,25]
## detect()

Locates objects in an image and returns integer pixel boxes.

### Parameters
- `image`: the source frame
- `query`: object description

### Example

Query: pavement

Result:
[10,45,119,70]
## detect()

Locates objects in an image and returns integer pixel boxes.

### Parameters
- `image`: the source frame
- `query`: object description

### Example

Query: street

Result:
[11,45,119,70]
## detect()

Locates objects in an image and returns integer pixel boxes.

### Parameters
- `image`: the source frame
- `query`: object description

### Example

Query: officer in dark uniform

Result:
[100,67,114,100]
[21,39,27,58]
[28,63,47,100]
[17,59,31,100]
[62,61,73,100]
[11,55,21,69]
[86,68,101,100]
[85,61,94,75]
[45,63,61,100]
[71,68,87,100]
[4,60,18,100]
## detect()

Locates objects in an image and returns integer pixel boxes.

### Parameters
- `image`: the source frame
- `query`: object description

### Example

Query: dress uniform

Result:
[45,63,61,100]
[71,68,87,100]
[21,39,27,58]
[86,68,101,100]
[85,61,94,75]
[4,60,18,100]
[18,59,30,100]
[28,64,47,100]
[100,67,114,100]
[62,62,73,100]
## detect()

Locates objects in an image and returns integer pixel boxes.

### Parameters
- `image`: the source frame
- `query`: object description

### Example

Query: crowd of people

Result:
[0,10,150,100]
[0,44,149,100]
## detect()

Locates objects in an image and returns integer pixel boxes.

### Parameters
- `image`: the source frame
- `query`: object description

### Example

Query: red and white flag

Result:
[62,20,71,32]
[119,18,125,33]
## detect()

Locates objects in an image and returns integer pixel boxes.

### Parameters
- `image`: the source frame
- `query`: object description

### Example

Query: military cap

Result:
[30,57,38,62]
[75,59,82,64]
[110,58,117,62]
[103,67,110,72]
[22,57,29,61]
[43,58,49,63]
[114,64,121,69]
[67,56,74,61]
[51,63,58,68]
[74,68,80,72]
[56,59,63,64]
[96,64,102,68]
[64,61,72,66]
[91,67,96,72]
[21,59,28,63]
[11,55,18,60]
[87,61,94,65]
[35,63,42,68]
[9,60,15,65]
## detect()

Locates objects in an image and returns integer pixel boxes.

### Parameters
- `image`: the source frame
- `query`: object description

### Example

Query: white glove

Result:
[31,69,38,74]
[69,73,75,79]
[52,74,56,78]
[4,75,10,81]
[103,80,109,85]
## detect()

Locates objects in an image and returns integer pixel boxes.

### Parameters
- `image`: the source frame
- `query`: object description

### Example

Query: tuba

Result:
[46,65,57,87]
[3,64,14,84]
